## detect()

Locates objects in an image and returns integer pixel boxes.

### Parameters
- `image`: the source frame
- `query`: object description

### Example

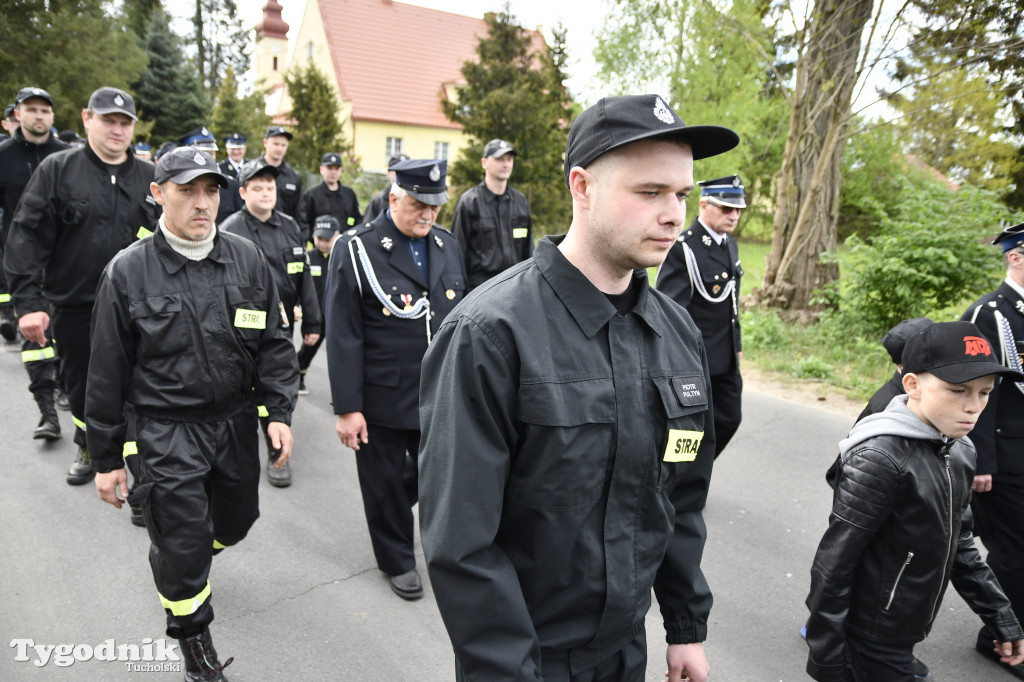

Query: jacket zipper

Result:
[885,552,915,611]
[927,450,954,625]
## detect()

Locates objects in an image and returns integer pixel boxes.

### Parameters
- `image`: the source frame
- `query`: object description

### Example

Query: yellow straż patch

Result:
[664,429,704,462]
[234,309,266,329]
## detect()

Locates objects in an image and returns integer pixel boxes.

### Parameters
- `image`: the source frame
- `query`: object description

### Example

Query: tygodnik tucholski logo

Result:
[10,637,181,672]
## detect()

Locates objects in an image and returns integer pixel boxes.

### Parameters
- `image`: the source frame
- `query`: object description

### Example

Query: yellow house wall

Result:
[354,122,471,173]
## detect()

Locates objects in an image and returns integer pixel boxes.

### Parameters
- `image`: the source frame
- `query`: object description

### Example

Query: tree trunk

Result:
[755,0,874,311]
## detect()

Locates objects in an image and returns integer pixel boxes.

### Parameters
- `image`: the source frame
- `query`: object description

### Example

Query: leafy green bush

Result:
[741,308,788,350]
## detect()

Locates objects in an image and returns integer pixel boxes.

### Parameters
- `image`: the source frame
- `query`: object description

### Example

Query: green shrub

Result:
[741,308,788,350]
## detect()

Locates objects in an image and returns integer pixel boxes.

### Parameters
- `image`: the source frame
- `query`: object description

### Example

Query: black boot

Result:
[54,384,70,411]
[0,307,16,342]
[66,446,94,485]
[178,628,232,681]
[32,391,61,441]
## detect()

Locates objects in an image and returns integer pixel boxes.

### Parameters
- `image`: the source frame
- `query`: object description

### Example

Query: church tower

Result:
[252,0,290,99]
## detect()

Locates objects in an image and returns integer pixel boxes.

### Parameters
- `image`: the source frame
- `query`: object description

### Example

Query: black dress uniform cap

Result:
[699,175,747,209]
[483,139,516,158]
[177,126,218,151]
[87,86,137,121]
[993,221,1024,252]
[264,125,293,140]
[881,317,934,365]
[320,152,342,166]
[15,87,53,107]
[564,94,739,187]
[224,132,247,148]
[313,214,342,239]
[392,158,448,206]
[387,153,410,169]
[237,158,281,185]
[154,147,229,188]
[902,320,1024,383]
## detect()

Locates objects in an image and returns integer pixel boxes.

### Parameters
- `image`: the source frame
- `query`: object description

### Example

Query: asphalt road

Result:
[0,343,1008,681]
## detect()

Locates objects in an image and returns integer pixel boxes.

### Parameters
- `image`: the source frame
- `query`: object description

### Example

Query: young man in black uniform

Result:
[324,159,467,601]
[962,222,1024,679]
[0,87,68,440]
[4,86,159,485]
[450,138,533,290]
[220,160,321,488]
[420,95,738,682]
[297,214,340,395]
[656,174,746,458]
[258,125,302,221]
[88,147,298,682]
[299,152,362,244]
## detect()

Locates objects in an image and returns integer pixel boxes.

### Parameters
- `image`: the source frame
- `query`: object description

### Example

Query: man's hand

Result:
[303,333,320,346]
[267,421,293,466]
[96,469,129,508]
[973,474,993,493]
[994,638,1024,667]
[737,351,743,367]
[336,412,368,451]
[293,306,302,321]
[18,310,50,345]
[665,643,709,682]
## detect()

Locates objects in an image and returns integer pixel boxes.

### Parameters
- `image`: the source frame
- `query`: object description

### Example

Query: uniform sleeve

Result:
[655,241,694,308]
[85,270,134,473]
[298,249,322,335]
[3,159,58,315]
[803,446,902,682]
[961,303,999,474]
[449,194,473,275]
[518,194,534,261]
[653,344,716,644]
[419,314,542,680]
[323,238,365,414]
[346,187,363,228]
[253,251,299,424]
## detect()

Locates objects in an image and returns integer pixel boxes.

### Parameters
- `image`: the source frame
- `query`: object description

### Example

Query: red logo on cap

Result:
[964,336,992,356]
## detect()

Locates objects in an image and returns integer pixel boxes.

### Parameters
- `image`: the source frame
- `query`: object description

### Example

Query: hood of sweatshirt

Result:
[839,394,953,456]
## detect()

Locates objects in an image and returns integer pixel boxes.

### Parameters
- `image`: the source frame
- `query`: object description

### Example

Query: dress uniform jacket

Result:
[86,227,299,474]
[218,158,243,181]
[656,217,743,376]
[219,207,321,336]
[300,181,362,243]
[450,182,533,289]
[257,155,302,220]
[962,281,1024,476]
[419,237,716,679]
[324,212,467,430]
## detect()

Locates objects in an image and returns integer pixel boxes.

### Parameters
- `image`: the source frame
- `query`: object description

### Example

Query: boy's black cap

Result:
[88,87,137,121]
[902,321,1024,383]
[154,147,228,188]
[881,317,933,364]
[238,158,280,185]
[15,87,53,107]
[564,94,739,187]
[313,215,341,239]
[264,125,292,140]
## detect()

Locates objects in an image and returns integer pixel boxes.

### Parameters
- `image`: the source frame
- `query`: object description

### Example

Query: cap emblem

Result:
[429,164,441,182]
[653,96,675,125]
[964,336,992,356]
[114,94,124,106]
[733,177,741,187]
[201,127,209,136]
[193,151,206,165]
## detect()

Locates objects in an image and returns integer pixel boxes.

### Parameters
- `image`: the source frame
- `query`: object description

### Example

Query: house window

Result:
[306,41,313,59]
[434,141,450,161]
[386,137,403,160]
[273,56,278,71]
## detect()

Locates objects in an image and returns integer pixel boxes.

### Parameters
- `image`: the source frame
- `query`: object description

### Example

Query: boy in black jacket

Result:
[297,215,340,394]
[806,321,1024,681]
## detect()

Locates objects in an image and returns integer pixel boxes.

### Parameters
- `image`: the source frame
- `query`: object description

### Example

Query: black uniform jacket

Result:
[300,181,362,243]
[4,144,159,313]
[419,237,716,679]
[257,155,302,220]
[806,431,1022,681]
[218,158,243,181]
[307,246,329,311]
[656,217,742,375]
[219,207,321,336]
[216,176,244,226]
[450,181,533,289]
[0,129,68,240]
[85,227,299,474]
[323,212,466,431]
[962,281,1024,476]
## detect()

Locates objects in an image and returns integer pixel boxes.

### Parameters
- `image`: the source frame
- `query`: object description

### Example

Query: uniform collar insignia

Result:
[433,234,443,249]
[381,236,393,251]
[702,235,712,247]
[1016,299,1024,316]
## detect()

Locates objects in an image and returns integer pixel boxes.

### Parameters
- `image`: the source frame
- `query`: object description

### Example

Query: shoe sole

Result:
[33,431,62,441]
[267,478,292,488]
[390,585,423,600]
[66,472,95,485]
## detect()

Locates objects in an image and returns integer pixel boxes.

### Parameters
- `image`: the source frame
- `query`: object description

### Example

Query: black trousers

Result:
[51,306,92,448]
[354,424,419,576]
[130,409,261,640]
[847,634,916,682]
[972,474,1024,620]
[296,335,324,373]
[22,336,57,395]
[710,369,742,458]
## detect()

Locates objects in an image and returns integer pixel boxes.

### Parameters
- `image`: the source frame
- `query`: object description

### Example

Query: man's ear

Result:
[902,371,921,399]
[568,166,592,209]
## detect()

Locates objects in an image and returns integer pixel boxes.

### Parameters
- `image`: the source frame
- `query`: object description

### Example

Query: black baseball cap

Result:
[313,215,342,239]
[320,152,342,167]
[238,158,280,185]
[483,139,516,158]
[154,147,228,188]
[564,94,739,187]
[264,125,293,140]
[902,321,1024,384]
[15,87,53,107]
[88,87,137,121]
[881,317,934,365]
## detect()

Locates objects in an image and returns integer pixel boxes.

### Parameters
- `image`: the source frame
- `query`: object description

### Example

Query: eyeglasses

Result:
[715,204,743,215]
